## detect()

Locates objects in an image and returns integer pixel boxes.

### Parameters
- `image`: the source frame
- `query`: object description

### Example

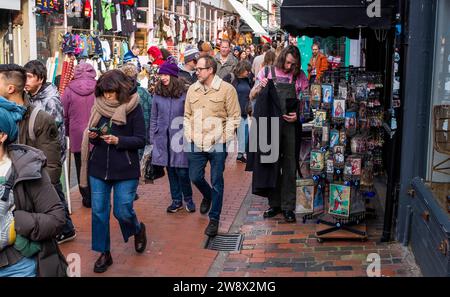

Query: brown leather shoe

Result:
[93,252,113,273]
[135,222,147,253]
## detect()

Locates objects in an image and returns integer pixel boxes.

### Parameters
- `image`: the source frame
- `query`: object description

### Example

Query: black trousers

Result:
[74,152,91,201]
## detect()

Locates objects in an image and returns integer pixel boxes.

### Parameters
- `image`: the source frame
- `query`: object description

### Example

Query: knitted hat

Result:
[184,45,200,64]
[234,46,241,52]
[158,57,179,78]
[147,46,163,60]
[201,42,212,52]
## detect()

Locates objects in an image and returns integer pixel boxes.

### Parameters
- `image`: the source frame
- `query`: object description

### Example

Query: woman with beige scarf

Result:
[80,69,147,273]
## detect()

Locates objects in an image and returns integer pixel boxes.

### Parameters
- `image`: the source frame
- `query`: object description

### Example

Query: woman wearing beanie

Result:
[0,97,67,277]
[80,70,147,273]
[149,57,195,213]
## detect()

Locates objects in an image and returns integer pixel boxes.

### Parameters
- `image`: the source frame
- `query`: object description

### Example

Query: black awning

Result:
[281,0,397,37]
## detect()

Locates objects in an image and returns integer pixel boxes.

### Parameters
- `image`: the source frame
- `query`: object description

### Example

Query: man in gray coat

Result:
[214,39,238,79]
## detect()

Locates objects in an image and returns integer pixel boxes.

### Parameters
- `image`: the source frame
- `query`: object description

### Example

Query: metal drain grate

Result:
[204,233,244,252]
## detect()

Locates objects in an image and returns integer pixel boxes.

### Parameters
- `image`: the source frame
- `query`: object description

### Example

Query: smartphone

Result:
[88,128,100,134]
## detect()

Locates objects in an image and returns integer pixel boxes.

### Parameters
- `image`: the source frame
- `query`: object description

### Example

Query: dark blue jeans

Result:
[166,167,193,202]
[90,176,141,253]
[187,143,227,221]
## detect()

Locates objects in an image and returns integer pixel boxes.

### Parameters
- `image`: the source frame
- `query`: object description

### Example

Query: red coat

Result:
[308,53,329,81]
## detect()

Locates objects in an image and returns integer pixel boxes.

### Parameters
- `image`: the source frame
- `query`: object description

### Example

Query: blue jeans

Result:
[166,167,193,203]
[90,176,141,253]
[237,116,248,155]
[0,256,37,277]
[188,143,227,221]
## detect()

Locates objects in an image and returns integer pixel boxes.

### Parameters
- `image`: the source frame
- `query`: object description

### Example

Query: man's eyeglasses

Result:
[195,67,210,72]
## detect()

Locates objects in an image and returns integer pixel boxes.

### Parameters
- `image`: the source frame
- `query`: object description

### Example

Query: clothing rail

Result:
[67,28,129,40]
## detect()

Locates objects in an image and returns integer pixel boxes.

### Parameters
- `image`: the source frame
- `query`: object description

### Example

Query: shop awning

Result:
[0,0,20,10]
[281,0,397,37]
[227,0,269,36]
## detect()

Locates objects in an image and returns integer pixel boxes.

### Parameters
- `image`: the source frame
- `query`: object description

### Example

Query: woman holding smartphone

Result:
[80,69,147,273]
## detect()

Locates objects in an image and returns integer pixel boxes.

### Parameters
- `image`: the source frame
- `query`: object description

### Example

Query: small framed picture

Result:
[344,163,353,175]
[313,184,325,213]
[355,82,368,101]
[330,129,339,148]
[322,126,329,143]
[310,150,325,171]
[312,129,321,149]
[333,145,345,165]
[350,157,362,176]
[359,101,367,118]
[339,130,346,145]
[345,112,357,130]
[314,110,327,128]
[311,84,322,102]
[332,99,346,118]
[338,83,348,100]
[296,179,315,214]
[326,158,334,174]
[329,184,351,217]
[322,84,333,104]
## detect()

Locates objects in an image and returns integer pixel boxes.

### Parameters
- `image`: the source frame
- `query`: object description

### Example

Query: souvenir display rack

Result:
[296,67,386,242]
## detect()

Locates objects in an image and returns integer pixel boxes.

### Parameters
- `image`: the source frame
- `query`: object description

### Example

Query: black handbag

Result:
[144,158,165,181]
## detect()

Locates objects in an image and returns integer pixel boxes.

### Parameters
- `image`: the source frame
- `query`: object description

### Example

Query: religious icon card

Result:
[311,84,322,102]
[310,150,325,171]
[345,112,357,130]
[332,99,346,118]
[322,84,333,104]
[330,129,340,148]
[296,179,315,214]
[333,145,345,165]
[350,157,362,176]
[329,184,351,217]
[314,110,327,127]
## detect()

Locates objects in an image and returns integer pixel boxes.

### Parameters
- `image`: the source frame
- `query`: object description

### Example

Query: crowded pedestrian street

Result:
[0,1,448,281]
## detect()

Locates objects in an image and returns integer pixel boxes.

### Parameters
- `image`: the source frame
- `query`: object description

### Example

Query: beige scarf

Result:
[79,92,139,187]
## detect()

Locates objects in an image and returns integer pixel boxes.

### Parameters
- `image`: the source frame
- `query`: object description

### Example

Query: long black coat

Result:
[246,80,302,197]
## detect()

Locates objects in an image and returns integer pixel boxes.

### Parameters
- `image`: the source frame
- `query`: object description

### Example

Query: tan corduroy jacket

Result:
[184,75,241,152]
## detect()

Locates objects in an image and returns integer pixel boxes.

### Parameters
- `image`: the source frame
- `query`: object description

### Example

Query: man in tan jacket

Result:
[184,56,241,237]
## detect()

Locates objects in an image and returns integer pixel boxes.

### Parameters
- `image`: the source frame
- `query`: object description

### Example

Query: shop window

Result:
[36,12,65,64]
[427,0,450,212]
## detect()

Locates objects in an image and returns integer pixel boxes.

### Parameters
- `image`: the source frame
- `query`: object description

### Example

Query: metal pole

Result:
[8,12,14,63]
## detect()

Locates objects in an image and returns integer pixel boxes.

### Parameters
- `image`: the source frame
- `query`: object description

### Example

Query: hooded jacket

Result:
[17,101,62,185]
[61,63,96,153]
[214,53,238,80]
[0,144,67,277]
[28,83,67,162]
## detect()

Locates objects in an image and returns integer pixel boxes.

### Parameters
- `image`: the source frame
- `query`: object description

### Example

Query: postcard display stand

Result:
[296,69,385,242]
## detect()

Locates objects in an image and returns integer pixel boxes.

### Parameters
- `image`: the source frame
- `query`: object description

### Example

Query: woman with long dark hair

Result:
[149,57,195,213]
[80,69,147,273]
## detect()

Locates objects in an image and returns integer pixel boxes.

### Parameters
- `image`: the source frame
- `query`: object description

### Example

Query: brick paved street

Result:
[59,153,252,276]
[60,153,420,277]
[214,194,421,277]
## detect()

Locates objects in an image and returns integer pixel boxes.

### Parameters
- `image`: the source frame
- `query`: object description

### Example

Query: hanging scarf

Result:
[79,92,139,187]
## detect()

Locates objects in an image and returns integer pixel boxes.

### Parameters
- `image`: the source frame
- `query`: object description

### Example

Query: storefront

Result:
[0,1,22,64]
[397,0,450,277]
[281,0,450,277]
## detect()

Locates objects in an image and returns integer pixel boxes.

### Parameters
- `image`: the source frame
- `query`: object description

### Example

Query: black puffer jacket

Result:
[0,144,67,276]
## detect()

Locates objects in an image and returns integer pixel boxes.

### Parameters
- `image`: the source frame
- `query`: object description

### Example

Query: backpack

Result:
[0,168,16,251]
[28,107,43,143]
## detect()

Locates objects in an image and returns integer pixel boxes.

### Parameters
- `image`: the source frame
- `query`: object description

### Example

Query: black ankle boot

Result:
[93,252,113,273]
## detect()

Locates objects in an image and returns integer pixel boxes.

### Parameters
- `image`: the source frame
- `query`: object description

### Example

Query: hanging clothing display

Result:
[120,4,137,35]
[100,39,111,61]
